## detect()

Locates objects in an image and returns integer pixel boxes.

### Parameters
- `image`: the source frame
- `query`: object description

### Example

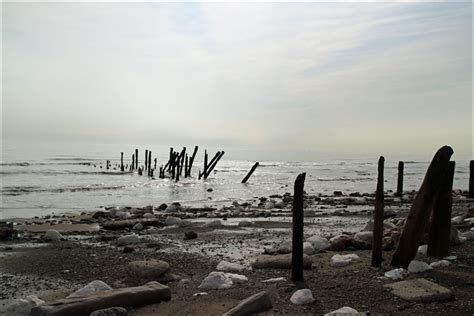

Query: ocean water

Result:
[0,141,470,219]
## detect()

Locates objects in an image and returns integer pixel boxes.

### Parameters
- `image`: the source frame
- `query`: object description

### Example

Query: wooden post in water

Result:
[148,151,152,176]
[242,162,259,184]
[291,173,306,283]
[154,158,157,171]
[427,161,455,257]
[135,149,138,170]
[204,151,225,179]
[187,146,199,177]
[106,160,109,170]
[203,150,208,179]
[120,152,124,172]
[167,148,173,172]
[397,161,404,196]
[470,160,474,198]
[132,154,135,171]
[391,146,454,268]
[145,150,148,171]
[185,154,189,178]
[372,156,385,267]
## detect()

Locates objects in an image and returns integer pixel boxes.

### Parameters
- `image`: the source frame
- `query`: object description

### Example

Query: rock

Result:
[223,291,272,316]
[165,203,181,213]
[123,246,134,253]
[198,272,233,290]
[261,277,286,283]
[116,234,141,246]
[157,203,167,211]
[384,278,453,302]
[143,213,154,219]
[384,268,409,280]
[303,242,315,255]
[90,307,128,316]
[384,209,396,218]
[67,280,112,299]
[451,215,464,224]
[354,231,373,245]
[324,306,359,315]
[274,201,285,209]
[225,273,248,284]
[333,191,343,196]
[290,289,315,305]
[164,216,182,226]
[31,282,171,316]
[43,230,65,242]
[132,223,143,231]
[203,220,223,228]
[216,260,245,272]
[444,255,457,261]
[277,241,292,254]
[184,231,198,240]
[306,235,329,252]
[238,220,253,227]
[462,231,474,240]
[408,260,432,273]
[116,211,131,219]
[430,260,451,268]
[178,220,192,227]
[330,254,360,267]
[252,254,312,270]
[1,295,45,316]
[417,245,427,256]
[263,247,277,255]
[329,235,352,251]
[127,260,170,285]
[303,210,317,217]
[264,201,275,209]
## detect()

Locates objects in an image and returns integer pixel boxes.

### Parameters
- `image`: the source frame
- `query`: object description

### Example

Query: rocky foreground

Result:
[0,190,473,315]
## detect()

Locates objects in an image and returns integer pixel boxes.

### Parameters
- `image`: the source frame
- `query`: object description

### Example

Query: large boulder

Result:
[164,216,182,226]
[1,295,45,316]
[408,260,432,273]
[330,254,360,267]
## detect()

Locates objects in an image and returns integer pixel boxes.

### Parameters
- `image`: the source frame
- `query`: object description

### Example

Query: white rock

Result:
[408,260,433,273]
[417,244,428,256]
[290,289,315,305]
[132,223,143,231]
[330,254,360,267]
[198,272,233,290]
[451,216,464,224]
[43,230,65,242]
[306,235,330,252]
[325,306,359,315]
[193,292,208,296]
[116,234,141,246]
[430,260,452,268]
[1,295,45,316]
[165,216,182,226]
[303,242,315,255]
[203,220,223,228]
[354,231,373,245]
[262,277,286,283]
[225,273,248,284]
[384,268,409,280]
[67,280,112,298]
[216,260,245,272]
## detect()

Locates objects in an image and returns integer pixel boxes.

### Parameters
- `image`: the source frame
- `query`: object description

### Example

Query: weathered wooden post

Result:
[148,151,152,176]
[204,151,225,179]
[397,161,404,196]
[204,150,208,178]
[292,173,306,283]
[242,162,259,184]
[185,154,189,178]
[154,158,157,171]
[135,149,138,170]
[470,160,474,198]
[120,152,124,172]
[391,145,453,268]
[145,150,148,171]
[187,146,199,177]
[427,161,455,257]
[132,154,135,171]
[106,160,109,170]
[372,156,385,267]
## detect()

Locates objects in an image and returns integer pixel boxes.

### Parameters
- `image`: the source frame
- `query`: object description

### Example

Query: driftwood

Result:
[427,161,455,257]
[372,156,384,267]
[397,161,404,196]
[242,162,259,184]
[391,145,454,268]
[292,173,306,282]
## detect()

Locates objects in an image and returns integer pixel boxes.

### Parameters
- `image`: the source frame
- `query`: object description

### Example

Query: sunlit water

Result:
[0,141,470,219]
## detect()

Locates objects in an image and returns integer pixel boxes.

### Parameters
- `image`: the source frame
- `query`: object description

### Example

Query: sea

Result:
[0,141,470,219]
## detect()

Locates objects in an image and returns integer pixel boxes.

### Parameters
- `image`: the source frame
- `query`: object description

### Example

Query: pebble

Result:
[330,254,360,267]
[290,289,315,305]
[408,260,432,273]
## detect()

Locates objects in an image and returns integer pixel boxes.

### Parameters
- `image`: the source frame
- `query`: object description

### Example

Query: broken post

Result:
[154,158,157,171]
[132,154,135,171]
[148,151,152,176]
[145,150,148,171]
[184,154,188,178]
[397,161,404,196]
[470,160,474,198]
[427,161,455,257]
[120,152,124,172]
[242,162,260,184]
[372,156,385,267]
[292,173,306,283]
[187,146,199,177]
[204,151,225,179]
[135,149,138,170]
[391,145,454,268]
[203,150,208,178]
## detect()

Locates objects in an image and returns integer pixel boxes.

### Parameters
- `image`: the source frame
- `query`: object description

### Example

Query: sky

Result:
[1,1,473,160]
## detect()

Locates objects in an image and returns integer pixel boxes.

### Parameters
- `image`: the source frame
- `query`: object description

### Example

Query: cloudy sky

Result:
[2,2,472,159]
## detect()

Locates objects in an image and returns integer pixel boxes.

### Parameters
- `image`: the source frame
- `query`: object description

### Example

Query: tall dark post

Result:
[372,156,385,267]
[187,146,199,177]
[470,160,474,198]
[185,154,189,177]
[204,150,208,178]
[154,158,157,171]
[242,162,259,184]
[148,151,152,176]
[132,154,135,171]
[135,149,138,170]
[167,148,173,172]
[145,150,148,171]
[291,173,306,283]
[120,152,124,172]
[427,161,455,257]
[106,160,109,170]
[397,161,404,196]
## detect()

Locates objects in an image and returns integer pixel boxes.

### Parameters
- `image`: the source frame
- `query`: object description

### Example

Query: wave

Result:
[1,184,126,196]
[0,170,129,176]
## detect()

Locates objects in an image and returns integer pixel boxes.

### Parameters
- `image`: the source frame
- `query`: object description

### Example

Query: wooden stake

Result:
[372,156,384,267]
[135,149,138,170]
[187,146,199,177]
[148,151,152,176]
[397,161,404,196]
[427,161,455,257]
[132,154,135,171]
[242,162,259,184]
[470,160,474,198]
[391,146,454,268]
[120,152,124,172]
[291,173,306,283]
[154,158,157,171]
[204,151,225,179]
[185,154,189,178]
[145,150,148,171]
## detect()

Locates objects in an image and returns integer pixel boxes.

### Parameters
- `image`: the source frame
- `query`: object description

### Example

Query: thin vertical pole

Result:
[397,161,404,196]
[291,173,306,282]
[372,156,385,267]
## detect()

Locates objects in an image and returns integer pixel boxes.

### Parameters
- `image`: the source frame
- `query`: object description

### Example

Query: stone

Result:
[238,220,253,227]
[264,201,275,209]
[462,231,474,240]
[384,268,409,280]
[384,278,453,302]
[43,230,65,242]
[303,210,317,217]
[31,282,171,316]
[306,235,329,252]
[451,215,464,224]
[225,273,248,284]
[277,241,292,254]
[184,231,198,240]
[203,220,223,228]
[164,216,181,226]
[261,277,286,283]
[430,260,451,268]
[417,245,427,256]
[1,295,45,316]
[116,234,141,246]
[329,235,352,251]
[223,291,272,316]
[330,254,360,267]
[131,223,143,231]
[303,242,315,255]
[290,289,315,305]
[354,231,373,245]
[216,260,245,272]
[178,220,192,227]
[127,260,170,284]
[324,306,359,315]
[198,272,233,290]
[408,260,432,273]
[251,254,312,270]
[90,307,128,316]
[67,280,112,299]
[157,203,167,211]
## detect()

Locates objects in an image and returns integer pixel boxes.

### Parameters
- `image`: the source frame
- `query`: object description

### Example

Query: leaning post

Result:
[291,173,306,283]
